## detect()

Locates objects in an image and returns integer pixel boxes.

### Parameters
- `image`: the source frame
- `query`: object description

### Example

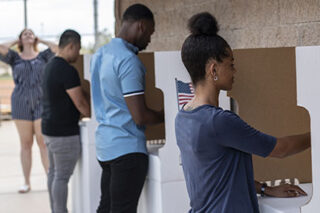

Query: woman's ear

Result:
[207,60,218,81]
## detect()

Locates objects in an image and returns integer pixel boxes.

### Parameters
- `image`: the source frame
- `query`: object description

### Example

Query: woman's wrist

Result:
[264,185,274,196]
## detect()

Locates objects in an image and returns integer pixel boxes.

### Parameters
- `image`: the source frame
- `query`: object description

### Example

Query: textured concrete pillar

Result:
[114,0,320,51]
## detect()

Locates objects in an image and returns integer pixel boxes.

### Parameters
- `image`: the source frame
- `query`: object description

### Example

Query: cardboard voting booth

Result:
[230,48,311,183]
[72,46,319,213]
[229,47,313,213]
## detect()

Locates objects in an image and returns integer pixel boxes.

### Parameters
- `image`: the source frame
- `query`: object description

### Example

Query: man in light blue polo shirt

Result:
[90,4,164,213]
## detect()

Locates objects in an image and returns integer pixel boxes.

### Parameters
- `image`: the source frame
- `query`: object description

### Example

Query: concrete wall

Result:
[115,0,320,51]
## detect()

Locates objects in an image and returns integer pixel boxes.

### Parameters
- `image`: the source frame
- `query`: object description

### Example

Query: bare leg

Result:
[14,120,34,190]
[33,119,49,174]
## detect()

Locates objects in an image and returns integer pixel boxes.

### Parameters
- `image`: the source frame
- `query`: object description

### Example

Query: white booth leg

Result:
[296,46,320,213]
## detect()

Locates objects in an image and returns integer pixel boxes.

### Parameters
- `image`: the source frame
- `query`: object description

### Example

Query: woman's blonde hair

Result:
[18,28,38,52]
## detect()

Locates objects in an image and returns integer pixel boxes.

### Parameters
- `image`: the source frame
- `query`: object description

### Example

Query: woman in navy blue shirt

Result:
[176,12,310,212]
[0,29,57,193]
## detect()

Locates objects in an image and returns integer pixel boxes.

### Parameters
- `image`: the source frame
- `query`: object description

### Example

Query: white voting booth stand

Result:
[295,46,320,213]
[72,54,101,213]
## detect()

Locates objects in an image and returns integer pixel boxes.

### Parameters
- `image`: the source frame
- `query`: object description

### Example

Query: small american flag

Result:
[175,79,195,110]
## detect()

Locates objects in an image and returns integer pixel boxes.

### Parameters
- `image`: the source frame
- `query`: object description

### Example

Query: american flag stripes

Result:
[175,79,195,110]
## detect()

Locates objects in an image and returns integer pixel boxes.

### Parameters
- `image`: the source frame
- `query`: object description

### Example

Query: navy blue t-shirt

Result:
[175,105,276,213]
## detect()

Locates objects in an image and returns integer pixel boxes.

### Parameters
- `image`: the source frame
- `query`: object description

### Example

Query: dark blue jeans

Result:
[97,153,148,213]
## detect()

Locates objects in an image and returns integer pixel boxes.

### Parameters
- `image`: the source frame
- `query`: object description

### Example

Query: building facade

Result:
[115,0,320,51]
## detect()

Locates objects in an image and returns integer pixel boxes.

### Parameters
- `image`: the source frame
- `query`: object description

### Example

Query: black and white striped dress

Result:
[0,49,54,121]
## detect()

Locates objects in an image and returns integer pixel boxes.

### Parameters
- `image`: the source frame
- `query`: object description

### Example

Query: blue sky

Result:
[0,0,115,47]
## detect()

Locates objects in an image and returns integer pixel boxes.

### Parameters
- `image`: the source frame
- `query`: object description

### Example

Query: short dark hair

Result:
[122,4,154,22]
[181,12,230,85]
[59,29,81,48]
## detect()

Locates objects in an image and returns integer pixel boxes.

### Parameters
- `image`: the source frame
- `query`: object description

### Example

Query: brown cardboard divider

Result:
[72,54,165,141]
[229,48,311,183]
[72,55,91,118]
[139,52,166,141]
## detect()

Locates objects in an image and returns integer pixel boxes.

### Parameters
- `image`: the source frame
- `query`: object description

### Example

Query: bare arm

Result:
[124,94,164,126]
[66,86,90,117]
[255,181,307,197]
[0,39,19,56]
[269,132,310,158]
[37,38,58,53]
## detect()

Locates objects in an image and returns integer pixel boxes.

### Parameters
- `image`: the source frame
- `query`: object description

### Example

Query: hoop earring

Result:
[214,76,218,81]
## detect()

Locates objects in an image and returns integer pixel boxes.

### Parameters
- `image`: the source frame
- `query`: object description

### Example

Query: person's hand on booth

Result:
[256,181,307,198]
[265,184,307,197]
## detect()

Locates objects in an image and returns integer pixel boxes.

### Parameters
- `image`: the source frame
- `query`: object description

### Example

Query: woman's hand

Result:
[265,184,307,197]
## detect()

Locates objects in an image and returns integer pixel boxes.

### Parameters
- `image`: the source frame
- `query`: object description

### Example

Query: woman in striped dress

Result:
[0,29,57,193]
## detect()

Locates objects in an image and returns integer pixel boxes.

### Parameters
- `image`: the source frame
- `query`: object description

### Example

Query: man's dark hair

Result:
[122,4,154,23]
[59,29,81,48]
[181,12,230,85]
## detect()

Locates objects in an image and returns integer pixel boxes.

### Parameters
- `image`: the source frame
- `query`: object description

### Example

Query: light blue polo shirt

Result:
[90,38,147,161]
